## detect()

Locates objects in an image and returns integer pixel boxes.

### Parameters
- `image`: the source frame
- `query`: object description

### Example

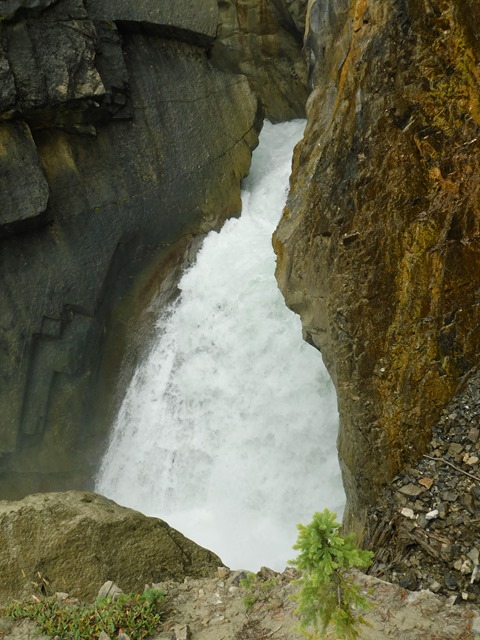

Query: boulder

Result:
[0,492,222,604]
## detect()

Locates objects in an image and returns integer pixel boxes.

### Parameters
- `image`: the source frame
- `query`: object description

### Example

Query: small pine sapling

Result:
[290,509,373,639]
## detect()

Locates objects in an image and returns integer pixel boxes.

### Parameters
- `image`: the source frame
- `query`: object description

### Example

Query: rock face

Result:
[274,0,480,535]
[0,0,308,498]
[210,0,308,121]
[0,491,221,603]
[0,122,49,230]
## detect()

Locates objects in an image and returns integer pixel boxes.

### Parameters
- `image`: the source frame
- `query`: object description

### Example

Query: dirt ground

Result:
[2,567,479,640]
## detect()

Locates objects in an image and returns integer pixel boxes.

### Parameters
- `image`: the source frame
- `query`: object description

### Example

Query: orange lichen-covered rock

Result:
[274,0,480,536]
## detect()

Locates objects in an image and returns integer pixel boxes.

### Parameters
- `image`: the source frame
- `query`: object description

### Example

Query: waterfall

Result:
[96,120,345,571]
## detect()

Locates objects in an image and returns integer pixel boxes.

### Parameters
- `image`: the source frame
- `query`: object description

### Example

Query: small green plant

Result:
[290,509,373,640]
[1,587,165,640]
[239,572,276,611]
[240,571,258,610]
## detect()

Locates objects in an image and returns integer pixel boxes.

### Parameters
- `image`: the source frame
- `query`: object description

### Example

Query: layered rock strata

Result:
[0,0,311,498]
[274,0,480,535]
[0,0,265,497]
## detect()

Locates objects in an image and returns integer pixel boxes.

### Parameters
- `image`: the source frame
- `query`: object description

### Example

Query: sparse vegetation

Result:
[290,509,373,640]
[240,571,276,611]
[1,587,165,640]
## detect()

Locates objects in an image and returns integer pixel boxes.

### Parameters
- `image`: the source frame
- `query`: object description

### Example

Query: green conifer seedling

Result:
[290,509,373,639]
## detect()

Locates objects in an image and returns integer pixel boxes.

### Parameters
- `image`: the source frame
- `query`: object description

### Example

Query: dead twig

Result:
[423,454,480,484]
[404,528,440,560]
[266,624,283,637]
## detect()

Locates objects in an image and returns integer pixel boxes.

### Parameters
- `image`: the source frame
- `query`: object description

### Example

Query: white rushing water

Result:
[96,120,345,571]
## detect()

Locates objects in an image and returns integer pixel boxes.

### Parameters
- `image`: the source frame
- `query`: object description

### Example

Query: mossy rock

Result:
[0,491,222,604]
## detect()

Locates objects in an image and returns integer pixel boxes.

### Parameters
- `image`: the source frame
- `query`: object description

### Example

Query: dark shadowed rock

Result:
[0,0,261,498]
[0,0,59,21]
[86,0,218,47]
[0,40,16,114]
[0,121,49,234]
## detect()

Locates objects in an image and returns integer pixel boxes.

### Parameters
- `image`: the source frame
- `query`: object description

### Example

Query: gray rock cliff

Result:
[210,0,308,121]
[0,0,308,498]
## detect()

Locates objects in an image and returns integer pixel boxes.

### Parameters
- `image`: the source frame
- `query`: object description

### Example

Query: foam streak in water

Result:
[96,120,345,571]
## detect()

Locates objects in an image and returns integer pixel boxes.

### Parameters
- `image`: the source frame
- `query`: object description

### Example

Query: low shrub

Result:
[2,587,165,640]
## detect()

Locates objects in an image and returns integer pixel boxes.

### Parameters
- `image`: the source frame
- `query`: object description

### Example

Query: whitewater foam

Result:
[96,120,345,571]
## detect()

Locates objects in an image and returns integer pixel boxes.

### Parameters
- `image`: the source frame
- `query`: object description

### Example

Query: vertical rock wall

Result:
[274,0,480,535]
[0,0,263,497]
[210,0,308,120]
[0,0,309,498]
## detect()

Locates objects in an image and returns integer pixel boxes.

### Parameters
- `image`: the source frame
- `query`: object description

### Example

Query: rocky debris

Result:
[0,492,221,604]
[1,567,479,640]
[173,624,191,640]
[98,581,123,600]
[367,371,480,604]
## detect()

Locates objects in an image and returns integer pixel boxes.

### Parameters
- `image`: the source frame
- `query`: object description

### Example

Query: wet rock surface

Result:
[367,371,480,604]
[210,0,307,121]
[0,0,311,499]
